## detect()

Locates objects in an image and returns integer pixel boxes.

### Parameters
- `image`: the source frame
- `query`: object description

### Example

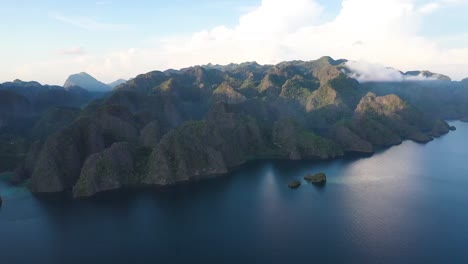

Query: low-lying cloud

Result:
[345,61,405,82]
[345,61,446,82]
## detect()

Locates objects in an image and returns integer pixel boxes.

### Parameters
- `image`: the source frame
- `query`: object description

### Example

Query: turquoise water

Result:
[1,121,468,263]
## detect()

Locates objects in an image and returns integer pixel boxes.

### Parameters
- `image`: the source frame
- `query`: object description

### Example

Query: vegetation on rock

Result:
[304,172,327,184]
[288,180,301,188]
[1,57,463,197]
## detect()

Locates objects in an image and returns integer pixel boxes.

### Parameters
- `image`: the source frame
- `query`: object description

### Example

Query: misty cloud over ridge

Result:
[344,61,450,82]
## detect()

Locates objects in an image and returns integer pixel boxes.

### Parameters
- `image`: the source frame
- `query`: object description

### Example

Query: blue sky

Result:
[0,1,254,60]
[1,0,468,84]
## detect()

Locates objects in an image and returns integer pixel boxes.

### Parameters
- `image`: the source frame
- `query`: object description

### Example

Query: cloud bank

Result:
[344,61,447,82]
[345,61,406,82]
[10,0,468,84]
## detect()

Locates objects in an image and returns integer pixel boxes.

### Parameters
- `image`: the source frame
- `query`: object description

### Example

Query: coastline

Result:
[30,123,456,199]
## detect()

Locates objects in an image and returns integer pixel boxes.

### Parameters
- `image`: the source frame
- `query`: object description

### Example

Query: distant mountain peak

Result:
[239,61,260,66]
[316,56,348,66]
[403,70,451,81]
[78,72,94,77]
[12,79,42,86]
[64,72,111,92]
[107,79,127,88]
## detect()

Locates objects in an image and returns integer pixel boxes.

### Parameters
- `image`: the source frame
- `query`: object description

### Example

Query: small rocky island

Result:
[288,181,301,189]
[0,195,3,207]
[304,172,327,184]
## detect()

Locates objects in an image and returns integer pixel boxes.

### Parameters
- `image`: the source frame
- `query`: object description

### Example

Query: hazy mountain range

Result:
[64,72,127,92]
[1,56,467,198]
[107,79,128,88]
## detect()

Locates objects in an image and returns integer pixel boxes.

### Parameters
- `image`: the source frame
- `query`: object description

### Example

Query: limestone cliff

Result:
[73,142,136,197]
[16,57,458,197]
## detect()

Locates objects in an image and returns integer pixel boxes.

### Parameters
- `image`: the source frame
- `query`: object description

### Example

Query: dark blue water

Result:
[1,121,468,264]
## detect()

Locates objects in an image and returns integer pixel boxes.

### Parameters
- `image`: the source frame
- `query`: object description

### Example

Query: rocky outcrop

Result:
[273,119,343,160]
[204,102,264,166]
[30,105,139,193]
[212,82,246,104]
[352,93,448,146]
[139,120,162,148]
[355,93,407,117]
[329,123,373,154]
[30,123,87,192]
[258,74,282,97]
[64,72,111,92]
[144,122,227,185]
[288,180,301,188]
[304,172,327,184]
[73,142,136,198]
[144,102,263,185]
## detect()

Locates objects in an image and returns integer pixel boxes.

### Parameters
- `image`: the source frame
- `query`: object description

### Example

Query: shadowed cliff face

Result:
[73,142,137,197]
[0,80,104,173]
[0,80,97,112]
[8,56,463,197]
[349,93,448,146]
[362,81,468,120]
[30,105,140,193]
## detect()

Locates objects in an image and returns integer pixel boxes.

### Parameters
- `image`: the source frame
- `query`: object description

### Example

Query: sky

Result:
[1,0,468,85]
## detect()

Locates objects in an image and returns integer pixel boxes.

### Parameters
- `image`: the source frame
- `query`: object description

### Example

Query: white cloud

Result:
[344,61,445,82]
[442,0,468,4]
[155,0,468,80]
[158,0,325,67]
[418,2,441,14]
[10,0,468,84]
[345,61,405,82]
[156,0,468,79]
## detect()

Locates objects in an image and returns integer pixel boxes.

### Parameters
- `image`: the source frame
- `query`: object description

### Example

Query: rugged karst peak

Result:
[64,72,111,92]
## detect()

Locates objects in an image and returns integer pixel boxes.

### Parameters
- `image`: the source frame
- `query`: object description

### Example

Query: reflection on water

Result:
[1,121,468,264]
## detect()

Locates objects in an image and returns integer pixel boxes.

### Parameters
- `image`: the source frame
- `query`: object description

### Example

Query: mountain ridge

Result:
[1,56,466,198]
[64,72,111,92]
[107,79,127,88]
[20,57,462,197]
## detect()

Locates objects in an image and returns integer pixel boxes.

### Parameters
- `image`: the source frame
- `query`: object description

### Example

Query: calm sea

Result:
[1,121,467,263]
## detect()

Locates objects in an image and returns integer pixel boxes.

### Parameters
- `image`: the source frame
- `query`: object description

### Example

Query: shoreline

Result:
[4,121,459,199]
[42,130,455,199]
